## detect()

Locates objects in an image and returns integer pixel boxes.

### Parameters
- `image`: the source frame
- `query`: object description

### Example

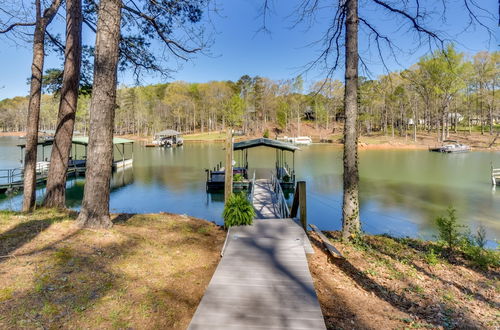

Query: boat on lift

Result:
[147,129,183,147]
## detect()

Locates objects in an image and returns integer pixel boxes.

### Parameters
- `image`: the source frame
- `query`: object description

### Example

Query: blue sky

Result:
[0,0,497,100]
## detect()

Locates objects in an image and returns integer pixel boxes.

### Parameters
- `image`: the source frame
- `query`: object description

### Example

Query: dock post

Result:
[298,181,307,231]
[224,128,233,203]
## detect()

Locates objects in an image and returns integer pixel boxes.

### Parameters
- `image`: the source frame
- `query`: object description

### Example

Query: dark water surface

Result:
[1,136,499,244]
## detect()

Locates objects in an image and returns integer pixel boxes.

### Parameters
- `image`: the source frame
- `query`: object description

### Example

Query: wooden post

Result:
[298,181,307,231]
[224,128,233,203]
[290,181,307,231]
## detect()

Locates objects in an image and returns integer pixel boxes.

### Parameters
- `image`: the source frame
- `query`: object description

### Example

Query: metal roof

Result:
[18,137,134,148]
[72,137,134,146]
[155,129,181,136]
[233,138,299,152]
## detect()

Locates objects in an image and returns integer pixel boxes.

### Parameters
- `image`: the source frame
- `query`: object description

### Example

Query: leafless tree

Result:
[0,0,62,212]
[260,0,495,240]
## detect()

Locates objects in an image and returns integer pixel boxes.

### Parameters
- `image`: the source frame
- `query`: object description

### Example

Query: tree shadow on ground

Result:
[112,213,135,224]
[0,214,223,329]
[308,235,484,329]
[361,237,500,309]
[0,215,68,258]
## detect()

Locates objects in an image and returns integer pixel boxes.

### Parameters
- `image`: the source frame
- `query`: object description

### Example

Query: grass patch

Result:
[0,288,13,302]
[0,210,225,329]
[183,131,227,141]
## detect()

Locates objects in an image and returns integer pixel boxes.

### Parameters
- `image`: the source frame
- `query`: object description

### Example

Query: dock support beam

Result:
[224,128,233,203]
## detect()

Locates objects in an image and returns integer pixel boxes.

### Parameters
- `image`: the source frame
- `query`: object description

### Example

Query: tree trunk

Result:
[76,0,122,229]
[44,0,82,208]
[480,81,484,135]
[22,0,61,212]
[341,0,360,240]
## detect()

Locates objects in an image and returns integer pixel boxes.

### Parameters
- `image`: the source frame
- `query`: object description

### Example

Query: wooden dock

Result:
[189,180,325,329]
[253,179,281,219]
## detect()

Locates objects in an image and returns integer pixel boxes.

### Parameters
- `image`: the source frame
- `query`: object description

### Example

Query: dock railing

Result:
[271,174,290,218]
[492,166,500,186]
[0,168,23,185]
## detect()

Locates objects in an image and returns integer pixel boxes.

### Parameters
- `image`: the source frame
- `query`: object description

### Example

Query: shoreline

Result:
[1,131,498,151]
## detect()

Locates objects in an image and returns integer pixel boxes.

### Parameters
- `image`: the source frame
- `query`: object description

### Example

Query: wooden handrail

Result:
[271,174,290,218]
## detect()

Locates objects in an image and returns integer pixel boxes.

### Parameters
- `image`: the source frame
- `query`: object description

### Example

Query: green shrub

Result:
[462,244,500,269]
[424,247,440,266]
[434,208,500,268]
[233,173,244,182]
[263,129,270,138]
[435,207,464,250]
[223,193,255,228]
[282,174,290,183]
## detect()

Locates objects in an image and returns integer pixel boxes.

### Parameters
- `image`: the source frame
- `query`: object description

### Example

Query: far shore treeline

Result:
[1,48,498,140]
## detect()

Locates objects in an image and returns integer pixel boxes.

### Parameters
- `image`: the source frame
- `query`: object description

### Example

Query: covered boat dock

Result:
[206,138,298,191]
[1,137,134,194]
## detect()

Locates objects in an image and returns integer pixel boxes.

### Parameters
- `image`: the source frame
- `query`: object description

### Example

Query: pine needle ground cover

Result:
[0,210,224,329]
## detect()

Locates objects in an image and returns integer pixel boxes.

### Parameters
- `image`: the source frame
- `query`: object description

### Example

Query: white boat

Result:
[429,140,470,153]
[278,136,312,145]
[151,129,183,147]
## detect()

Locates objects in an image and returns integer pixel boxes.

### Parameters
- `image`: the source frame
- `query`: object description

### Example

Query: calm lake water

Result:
[1,136,499,245]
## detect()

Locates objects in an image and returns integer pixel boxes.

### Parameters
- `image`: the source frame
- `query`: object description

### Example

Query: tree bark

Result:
[341,0,360,240]
[22,0,61,212]
[76,0,122,228]
[44,0,82,208]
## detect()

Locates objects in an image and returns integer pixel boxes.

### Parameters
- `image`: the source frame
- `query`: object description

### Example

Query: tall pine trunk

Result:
[22,0,61,212]
[341,0,360,240]
[44,0,82,208]
[76,0,122,228]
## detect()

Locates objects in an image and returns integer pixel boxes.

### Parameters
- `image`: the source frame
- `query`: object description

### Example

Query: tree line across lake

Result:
[1,47,497,140]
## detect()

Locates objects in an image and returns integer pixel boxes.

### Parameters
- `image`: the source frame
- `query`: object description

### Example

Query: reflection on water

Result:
[0,137,498,245]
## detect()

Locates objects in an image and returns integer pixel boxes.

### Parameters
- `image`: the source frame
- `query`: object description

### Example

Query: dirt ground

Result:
[307,232,499,330]
[0,210,225,329]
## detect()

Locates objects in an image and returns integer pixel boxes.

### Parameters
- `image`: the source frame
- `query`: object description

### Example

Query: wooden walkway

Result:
[252,179,280,219]
[189,181,325,329]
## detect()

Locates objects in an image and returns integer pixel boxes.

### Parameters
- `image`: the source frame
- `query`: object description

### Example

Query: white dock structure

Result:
[189,177,325,329]
[492,166,500,186]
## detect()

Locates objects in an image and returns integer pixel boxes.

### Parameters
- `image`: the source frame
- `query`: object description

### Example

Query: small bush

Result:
[434,207,500,269]
[435,207,464,250]
[233,173,244,182]
[424,247,440,266]
[282,174,291,183]
[223,193,255,228]
[263,129,270,138]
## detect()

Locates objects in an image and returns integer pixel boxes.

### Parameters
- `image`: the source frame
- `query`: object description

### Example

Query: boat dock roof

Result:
[18,137,134,148]
[233,138,299,152]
